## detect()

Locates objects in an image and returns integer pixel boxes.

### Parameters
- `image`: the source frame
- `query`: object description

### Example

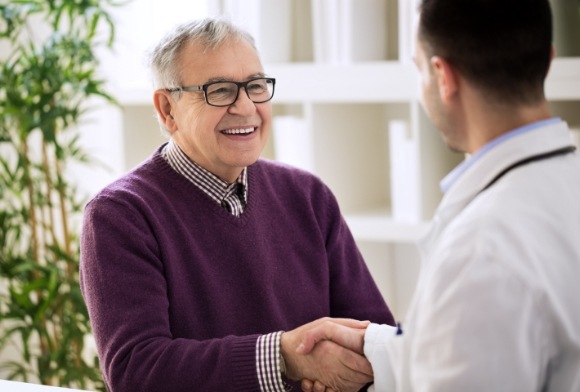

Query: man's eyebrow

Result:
[205,73,267,84]
[204,77,230,83]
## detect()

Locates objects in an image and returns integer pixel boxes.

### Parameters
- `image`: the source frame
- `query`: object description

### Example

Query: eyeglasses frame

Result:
[165,77,276,107]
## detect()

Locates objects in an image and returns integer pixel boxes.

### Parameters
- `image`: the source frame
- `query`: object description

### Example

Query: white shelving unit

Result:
[88,0,580,319]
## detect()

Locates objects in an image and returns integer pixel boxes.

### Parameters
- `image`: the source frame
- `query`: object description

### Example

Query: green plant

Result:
[0,0,122,389]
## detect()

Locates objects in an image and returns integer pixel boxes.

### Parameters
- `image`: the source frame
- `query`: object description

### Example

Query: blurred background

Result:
[78,0,580,320]
[1,0,579,388]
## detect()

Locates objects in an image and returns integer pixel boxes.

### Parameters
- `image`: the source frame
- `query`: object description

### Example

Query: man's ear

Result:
[153,89,178,132]
[430,56,459,102]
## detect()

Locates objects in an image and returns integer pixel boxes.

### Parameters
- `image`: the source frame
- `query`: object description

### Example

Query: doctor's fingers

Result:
[297,320,367,355]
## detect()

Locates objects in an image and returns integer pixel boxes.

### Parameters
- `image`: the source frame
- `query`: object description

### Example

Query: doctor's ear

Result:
[430,56,459,102]
[153,89,178,132]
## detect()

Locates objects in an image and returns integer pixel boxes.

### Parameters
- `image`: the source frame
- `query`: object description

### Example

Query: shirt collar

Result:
[161,139,248,205]
[440,117,561,193]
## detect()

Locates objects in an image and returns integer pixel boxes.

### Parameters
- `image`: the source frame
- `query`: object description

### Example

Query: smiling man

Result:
[79,18,394,392]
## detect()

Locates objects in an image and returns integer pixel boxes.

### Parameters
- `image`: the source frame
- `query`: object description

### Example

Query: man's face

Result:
[413,25,461,152]
[414,35,445,134]
[170,38,271,182]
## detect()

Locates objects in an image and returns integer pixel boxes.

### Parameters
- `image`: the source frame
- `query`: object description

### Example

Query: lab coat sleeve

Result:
[364,323,398,392]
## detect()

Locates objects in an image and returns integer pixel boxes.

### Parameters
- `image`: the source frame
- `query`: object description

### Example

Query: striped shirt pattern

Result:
[161,139,287,391]
[257,332,290,392]
[161,139,247,216]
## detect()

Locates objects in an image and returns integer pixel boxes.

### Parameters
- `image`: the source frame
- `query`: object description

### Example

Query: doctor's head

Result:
[413,0,554,152]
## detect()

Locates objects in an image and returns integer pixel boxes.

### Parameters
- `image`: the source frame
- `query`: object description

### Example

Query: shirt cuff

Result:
[256,331,289,392]
[364,323,398,392]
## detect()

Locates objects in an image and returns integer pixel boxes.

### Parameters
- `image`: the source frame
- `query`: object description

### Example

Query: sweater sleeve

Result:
[80,194,261,391]
[320,185,396,326]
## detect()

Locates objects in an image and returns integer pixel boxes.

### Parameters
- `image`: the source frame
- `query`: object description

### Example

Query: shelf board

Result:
[546,58,580,100]
[112,58,580,106]
[266,61,418,103]
[345,211,430,243]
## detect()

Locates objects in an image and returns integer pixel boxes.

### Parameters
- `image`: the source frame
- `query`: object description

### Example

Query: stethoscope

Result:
[480,145,577,193]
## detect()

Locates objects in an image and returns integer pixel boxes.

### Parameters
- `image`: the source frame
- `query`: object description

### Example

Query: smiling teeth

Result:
[223,127,254,135]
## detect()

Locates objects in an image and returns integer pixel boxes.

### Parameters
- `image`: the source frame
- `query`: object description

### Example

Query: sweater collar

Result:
[161,139,248,206]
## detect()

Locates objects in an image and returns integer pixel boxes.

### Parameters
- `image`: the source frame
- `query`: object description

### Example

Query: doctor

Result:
[296,0,580,390]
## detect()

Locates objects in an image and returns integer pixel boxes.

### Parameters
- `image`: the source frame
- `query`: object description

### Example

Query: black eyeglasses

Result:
[166,77,276,107]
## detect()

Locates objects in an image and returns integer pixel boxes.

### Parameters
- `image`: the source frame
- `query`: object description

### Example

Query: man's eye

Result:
[247,81,267,93]
[208,85,235,96]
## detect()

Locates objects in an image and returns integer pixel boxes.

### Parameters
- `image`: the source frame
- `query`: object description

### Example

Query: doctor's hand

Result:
[295,317,368,356]
[281,318,371,392]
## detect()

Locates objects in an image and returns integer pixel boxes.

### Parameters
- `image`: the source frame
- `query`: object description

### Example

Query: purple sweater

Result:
[80,147,394,391]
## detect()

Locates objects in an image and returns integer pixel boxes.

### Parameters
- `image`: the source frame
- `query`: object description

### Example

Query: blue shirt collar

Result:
[440,117,561,193]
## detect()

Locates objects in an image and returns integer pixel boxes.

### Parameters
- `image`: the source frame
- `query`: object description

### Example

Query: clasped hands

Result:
[280,317,370,392]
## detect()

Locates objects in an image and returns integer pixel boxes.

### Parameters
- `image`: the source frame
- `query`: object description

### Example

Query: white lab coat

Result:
[365,120,580,391]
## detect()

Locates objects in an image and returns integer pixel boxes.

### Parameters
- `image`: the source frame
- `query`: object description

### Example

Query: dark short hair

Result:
[418,0,552,105]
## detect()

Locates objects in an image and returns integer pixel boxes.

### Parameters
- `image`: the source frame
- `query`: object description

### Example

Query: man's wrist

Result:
[279,331,298,381]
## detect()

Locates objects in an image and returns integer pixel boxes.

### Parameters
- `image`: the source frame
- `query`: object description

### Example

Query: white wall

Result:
[99,0,208,93]
[72,1,209,198]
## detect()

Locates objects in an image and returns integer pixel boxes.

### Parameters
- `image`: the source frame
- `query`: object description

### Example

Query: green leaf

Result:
[0,0,120,387]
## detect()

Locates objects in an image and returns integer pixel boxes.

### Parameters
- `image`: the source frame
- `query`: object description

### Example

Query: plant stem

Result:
[21,139,39,262]
[42,140,58,248]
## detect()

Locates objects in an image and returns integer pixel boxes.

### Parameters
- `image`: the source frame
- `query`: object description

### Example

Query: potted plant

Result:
[0,1,121,389]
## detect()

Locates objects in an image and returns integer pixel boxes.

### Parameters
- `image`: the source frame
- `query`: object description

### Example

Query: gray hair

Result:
[147,17,257,90]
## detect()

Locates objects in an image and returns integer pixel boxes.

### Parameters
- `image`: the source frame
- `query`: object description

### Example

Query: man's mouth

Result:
[221,127,256,135]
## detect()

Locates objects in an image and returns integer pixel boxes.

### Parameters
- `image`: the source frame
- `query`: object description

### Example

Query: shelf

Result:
[267,62,417,103]
[544,57,580,100]
[111,57,580,106]
[93,1,580,322]
[109,62,418,106]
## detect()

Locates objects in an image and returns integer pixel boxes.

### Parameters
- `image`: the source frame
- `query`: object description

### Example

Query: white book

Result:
[339,0,388,63]
[220,0,261,43]
[258,0,292,63]
[388,120,420,223]
[311,0,341,64]
[398,0,418,63]
[215,0,292,63]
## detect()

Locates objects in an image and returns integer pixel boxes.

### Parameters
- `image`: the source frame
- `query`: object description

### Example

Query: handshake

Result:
[281,317,373,392]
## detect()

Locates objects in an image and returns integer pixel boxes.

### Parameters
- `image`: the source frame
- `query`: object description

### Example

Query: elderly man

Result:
[80,18,394,392]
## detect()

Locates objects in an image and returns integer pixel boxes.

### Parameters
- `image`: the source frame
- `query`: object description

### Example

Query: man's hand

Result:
[296,318,367,356]
[301,378,336,392]
[280,317,371,392]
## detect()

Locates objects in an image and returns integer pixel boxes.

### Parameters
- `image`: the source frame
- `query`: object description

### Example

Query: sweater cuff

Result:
[232,334,262,391]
